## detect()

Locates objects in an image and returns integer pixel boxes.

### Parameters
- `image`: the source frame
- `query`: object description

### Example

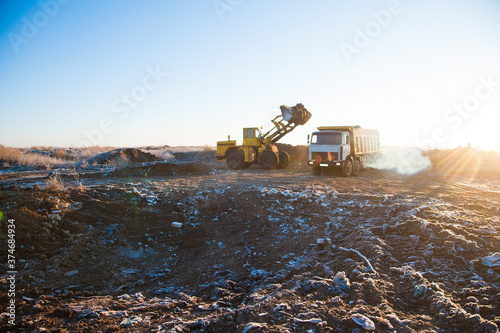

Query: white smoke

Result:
[365,147,432,176]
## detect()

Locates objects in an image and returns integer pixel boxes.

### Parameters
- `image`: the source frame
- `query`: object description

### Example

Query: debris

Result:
[482,253,500,267]
[478,226,496,234]
[316,238,332,245]
[339,247,377,274]
[4,154,500,332]
[273,303,289,312]
[47,214,62,221]
[64,270,79,277]
[385,313,411,326]
[250,269,268,280]
[100,310,128,318]
[292,317,325,324]
[333,271,351,292]
[120,316,142,327]
[280,103,312,125]
[242,322,267,333]
[414,284,428,297]
[121,269,140,275]
[69,202,83,211]
[351,313,376,330]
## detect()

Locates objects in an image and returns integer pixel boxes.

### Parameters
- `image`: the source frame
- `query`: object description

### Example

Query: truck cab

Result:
[308,126,379,177]
[308,130,351,174]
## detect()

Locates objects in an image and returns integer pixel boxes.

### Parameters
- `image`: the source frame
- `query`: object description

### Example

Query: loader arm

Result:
[259,103,311,148]
[260,115,299,147]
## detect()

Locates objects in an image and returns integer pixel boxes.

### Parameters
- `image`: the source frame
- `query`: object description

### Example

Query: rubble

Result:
[483,253,500,267]
[351,313,376,330]
[0,166,499,332]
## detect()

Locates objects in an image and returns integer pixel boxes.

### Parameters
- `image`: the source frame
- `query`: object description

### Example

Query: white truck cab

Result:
[308,126,379,177]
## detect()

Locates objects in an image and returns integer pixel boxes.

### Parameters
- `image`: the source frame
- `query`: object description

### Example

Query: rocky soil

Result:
[0,153,499,332]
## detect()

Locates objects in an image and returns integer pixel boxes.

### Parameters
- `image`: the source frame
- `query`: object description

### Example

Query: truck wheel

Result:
[353,159,361,176]
[226,151,244,170]
[260,151,279,169]
[342,158,353,177]
[277,151,290,169]
[312,166,321,175]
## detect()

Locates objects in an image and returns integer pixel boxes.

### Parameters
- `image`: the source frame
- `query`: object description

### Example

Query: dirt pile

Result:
[108,161,213,177]
[276,144,308,164]
[172,151,215,163]
[87,148,161,166]
[1,169,499,332]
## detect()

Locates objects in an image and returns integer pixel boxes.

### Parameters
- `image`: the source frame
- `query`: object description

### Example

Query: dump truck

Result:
[307,126,379,176]
[216,103,312,170]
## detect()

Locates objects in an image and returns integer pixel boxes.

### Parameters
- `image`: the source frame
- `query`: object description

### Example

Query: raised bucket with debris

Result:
[280,103,312,125]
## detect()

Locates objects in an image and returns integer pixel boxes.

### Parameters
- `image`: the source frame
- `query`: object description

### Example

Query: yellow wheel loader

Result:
[216,103,312,170]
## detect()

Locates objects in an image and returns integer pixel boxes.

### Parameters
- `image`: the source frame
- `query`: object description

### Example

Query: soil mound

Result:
[276,143,309,163]
[88,148,160,165]
[109,161,213,177]
[173,150,215,162]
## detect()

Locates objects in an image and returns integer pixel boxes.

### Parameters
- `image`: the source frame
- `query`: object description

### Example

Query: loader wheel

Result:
[342,158,353,177]
[259,151,279,169]
[277,151,290,169]
[242,162,252,169]
[353,159,361,176]
[312,166,322,176]
[226,151,244,170]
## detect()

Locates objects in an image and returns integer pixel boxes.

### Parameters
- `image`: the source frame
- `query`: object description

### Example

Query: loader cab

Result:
[243,127,261,147]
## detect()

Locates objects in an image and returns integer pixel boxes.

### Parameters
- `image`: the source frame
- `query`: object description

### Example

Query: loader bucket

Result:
[280,103,312,125]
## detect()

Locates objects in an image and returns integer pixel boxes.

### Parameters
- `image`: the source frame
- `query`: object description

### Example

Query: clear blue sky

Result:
[1,0,500,148]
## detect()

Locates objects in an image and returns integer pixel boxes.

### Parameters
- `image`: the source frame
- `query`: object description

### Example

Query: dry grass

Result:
[76,146,114,160]
[1,144,216,170]
[45,174,66,192]
[0,145,68,169]
[0,145,116,169]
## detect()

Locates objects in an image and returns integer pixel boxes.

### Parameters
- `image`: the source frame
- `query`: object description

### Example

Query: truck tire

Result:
[353,159,361,176]
[226,151,244,170]
[312,166,321,175]
[277,151,290,169]
[342,158,353,177]
[259,151,279,169]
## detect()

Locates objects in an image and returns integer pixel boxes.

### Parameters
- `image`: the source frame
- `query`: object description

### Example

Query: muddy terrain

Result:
[0,148,499,332]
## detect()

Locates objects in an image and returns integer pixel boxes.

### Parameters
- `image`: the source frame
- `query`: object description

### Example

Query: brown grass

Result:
[0,145,68,169]
[45,174,66,192]
[202,145,215,152]
[0,145,117,169]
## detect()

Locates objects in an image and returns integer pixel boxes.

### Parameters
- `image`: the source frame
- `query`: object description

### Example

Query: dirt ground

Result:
[1,152,499,332]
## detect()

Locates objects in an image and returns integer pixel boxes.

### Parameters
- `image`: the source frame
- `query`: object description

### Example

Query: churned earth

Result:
[0,151,499,332]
